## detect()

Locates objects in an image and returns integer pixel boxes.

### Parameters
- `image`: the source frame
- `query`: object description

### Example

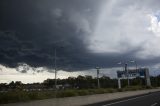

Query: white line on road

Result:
[102,93,155,106]
[151,103,158,106]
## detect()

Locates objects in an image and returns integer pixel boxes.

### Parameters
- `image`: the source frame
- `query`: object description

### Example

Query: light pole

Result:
[125,63,130,86]
[130,60,137,71]
[117,62,122,89]
[95,67,100,88]
[54,48,57,89]
[54,46,64,90]
[118,61,130,86]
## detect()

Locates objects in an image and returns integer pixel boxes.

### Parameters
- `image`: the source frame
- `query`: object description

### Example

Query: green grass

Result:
[0,90,56,104]
[0,86,154,104]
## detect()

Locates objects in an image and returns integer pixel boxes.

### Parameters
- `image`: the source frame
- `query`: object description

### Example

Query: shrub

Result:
[0,86,154,104]
[57,90,78,97]
[77,90,89,96]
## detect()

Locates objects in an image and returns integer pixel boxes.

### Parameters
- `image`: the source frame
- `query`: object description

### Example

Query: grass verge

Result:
[0,86,154,104]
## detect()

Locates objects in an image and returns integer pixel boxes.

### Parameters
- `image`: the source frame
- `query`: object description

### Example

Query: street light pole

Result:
[118,60,138,87]
[118,61,130,86]
[125,63,130,86]
[130,60,137,71]
[96,67,100,88]
[54,48,57,89]
[117,62,122,89]
[135,61,137,71]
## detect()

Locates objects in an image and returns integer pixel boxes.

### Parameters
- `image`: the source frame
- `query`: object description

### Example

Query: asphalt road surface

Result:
[85,91,160,106]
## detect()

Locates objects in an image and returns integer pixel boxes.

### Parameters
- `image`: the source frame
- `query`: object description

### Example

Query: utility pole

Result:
[117,62,122,89]
[54,46,64,90]
[54,48,57,90]
[96,67,100,88]
[125,63,130,86]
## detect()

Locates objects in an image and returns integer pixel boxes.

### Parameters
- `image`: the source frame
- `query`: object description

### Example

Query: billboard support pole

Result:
[118,78,121,89]
[145,69,151,86]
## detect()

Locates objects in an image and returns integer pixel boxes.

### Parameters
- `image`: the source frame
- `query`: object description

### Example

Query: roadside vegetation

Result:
[0,86,154,104]
[0,75,159,104]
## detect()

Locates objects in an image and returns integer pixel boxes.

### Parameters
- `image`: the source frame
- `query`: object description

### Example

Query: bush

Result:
[117,88,123,92]
[106,88,117,93]
[57,90,78,97]
[77,90,89,96]
[0,90,29,103]
[145,86,153,89]
[0,86,154,104]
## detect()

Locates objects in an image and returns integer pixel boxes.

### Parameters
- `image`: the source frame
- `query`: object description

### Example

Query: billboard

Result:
[117,68,146,78]
[117,68,151,87]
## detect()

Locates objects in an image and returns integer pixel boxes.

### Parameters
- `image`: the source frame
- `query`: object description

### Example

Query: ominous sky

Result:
[1,0,160,83]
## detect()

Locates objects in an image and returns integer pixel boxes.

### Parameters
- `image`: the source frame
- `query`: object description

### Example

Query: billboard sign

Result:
[117,68,146,78]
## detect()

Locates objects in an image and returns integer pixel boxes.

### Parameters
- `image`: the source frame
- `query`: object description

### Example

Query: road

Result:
[85,91,160,106]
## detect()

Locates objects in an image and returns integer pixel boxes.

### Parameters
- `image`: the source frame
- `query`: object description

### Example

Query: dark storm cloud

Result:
[0,0,100,70]
[1,0,160,72]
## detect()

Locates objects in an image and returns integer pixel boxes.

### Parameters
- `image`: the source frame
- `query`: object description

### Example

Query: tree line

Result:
[0,75,160,91]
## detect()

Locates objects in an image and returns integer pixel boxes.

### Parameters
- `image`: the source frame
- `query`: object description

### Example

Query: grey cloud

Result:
[0,0,160,72]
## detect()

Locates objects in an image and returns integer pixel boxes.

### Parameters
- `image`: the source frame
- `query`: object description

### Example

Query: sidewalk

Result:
[1,88,160,106]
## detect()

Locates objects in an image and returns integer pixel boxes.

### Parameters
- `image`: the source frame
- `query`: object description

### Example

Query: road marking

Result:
[151,103,158,106]
[102,93,155,106]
